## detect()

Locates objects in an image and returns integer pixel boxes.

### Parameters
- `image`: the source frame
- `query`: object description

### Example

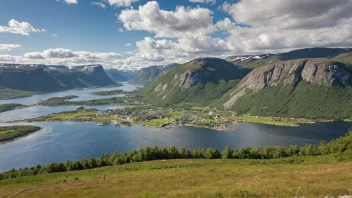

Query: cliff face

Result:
[223,59,351,109]
[0,64,115,93]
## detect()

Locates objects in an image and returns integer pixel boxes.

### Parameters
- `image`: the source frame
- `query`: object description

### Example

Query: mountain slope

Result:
[226,48,352,69]
[105,69,134,82]
[221,59,352,119]
[138,58,250,106]
[129,63,180,85]
[0,64,115,93]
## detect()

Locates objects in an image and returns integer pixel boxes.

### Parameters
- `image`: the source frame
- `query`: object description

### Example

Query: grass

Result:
[0,125,41,143]
[0,87,36,100]
[230,116,298,126]
[19,110,99,122]
[1,157,352,197]
[0,103,27,113]
[89,89,126,96]
[145,119,170,127]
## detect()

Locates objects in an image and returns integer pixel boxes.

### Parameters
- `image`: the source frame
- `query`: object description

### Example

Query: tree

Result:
[222,146,233,159]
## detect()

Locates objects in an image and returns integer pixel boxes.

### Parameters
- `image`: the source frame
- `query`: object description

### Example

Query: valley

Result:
[1,48,352,197]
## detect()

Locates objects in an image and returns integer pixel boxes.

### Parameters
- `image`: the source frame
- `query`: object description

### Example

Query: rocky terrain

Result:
[226,48,352,69]
[223,59,350,109]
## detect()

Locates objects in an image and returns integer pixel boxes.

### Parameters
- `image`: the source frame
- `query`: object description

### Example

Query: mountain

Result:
[0,64,116,93]
[226,48,352,69]
[138,58,250,106]
[129,63,180,85]
[220,58,352,119]
[105,69,134,82]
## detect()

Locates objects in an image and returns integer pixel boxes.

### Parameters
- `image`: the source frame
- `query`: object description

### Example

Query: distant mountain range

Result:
[105,69,134,82]
[226,48,352,69]
[0,64,116,94]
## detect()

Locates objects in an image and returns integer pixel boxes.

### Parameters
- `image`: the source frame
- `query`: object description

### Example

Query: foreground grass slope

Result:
[1,157,352,198]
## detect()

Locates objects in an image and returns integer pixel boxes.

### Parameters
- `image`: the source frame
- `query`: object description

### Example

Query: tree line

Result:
[1,131,351,180]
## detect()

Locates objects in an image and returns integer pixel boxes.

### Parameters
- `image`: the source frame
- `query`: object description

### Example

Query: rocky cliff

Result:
[223,59,350,109]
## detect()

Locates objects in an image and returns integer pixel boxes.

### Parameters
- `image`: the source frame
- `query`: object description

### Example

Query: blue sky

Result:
[0,0,351,70]
[0,0,232,55]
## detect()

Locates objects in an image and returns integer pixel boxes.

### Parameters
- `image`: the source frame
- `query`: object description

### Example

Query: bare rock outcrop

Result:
[224,59,350,109]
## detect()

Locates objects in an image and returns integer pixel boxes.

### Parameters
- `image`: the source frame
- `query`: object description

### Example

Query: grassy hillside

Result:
[138,58,249,107]
[226,81,352,119]
[1,157,352,197]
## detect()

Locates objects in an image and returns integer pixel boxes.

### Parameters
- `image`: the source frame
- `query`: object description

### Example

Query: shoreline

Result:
[0,127,43,145]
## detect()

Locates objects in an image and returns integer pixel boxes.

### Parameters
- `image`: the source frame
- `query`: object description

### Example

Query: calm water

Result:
[0,82,139,105]
[0,121,350,172]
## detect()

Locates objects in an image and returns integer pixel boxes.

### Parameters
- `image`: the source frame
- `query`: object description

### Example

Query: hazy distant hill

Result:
[138,58,250,106]
[0,64,115,93]
[129,63,180,85]
[105,69,134,82]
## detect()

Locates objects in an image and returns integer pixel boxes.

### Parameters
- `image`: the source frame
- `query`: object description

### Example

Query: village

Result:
[94,106,240,131]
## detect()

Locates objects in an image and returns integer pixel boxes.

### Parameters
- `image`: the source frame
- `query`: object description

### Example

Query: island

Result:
[0,125,42,144]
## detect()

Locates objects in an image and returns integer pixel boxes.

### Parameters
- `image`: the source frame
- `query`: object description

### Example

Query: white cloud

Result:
[91,2,107,8]
[0,55,18,62]
[19,48,123,69]
[107,0,138,7]
[118,1,215,38]
[0,19,42,36]
[0,44,21,52]
[219,0,352,53]
[189,0,216,5]
[118,27,125,32]
[125,43,131,47]
[57,0,78,5]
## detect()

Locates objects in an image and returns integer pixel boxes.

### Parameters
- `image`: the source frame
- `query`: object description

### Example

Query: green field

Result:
[1,157,352,198]
[230,116,298,126]
[0,125,41,143]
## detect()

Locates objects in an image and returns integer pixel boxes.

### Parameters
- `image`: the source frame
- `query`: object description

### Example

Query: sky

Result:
[0,0,352,70]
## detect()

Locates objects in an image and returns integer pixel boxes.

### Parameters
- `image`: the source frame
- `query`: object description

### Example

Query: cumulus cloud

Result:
[57,0,78,4]
[0,19,42,36]
[189,0,216,5]
[0,44,21,52]
[91,2,107,8]
[219,0,352,53]
[107,0,138,7]
[18,48,124,69]
[118,1,215,38]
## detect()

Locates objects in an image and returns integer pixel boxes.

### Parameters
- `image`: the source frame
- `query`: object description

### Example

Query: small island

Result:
[89,89,127,96]
[0,125,42,144]
[0,104,27,113]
